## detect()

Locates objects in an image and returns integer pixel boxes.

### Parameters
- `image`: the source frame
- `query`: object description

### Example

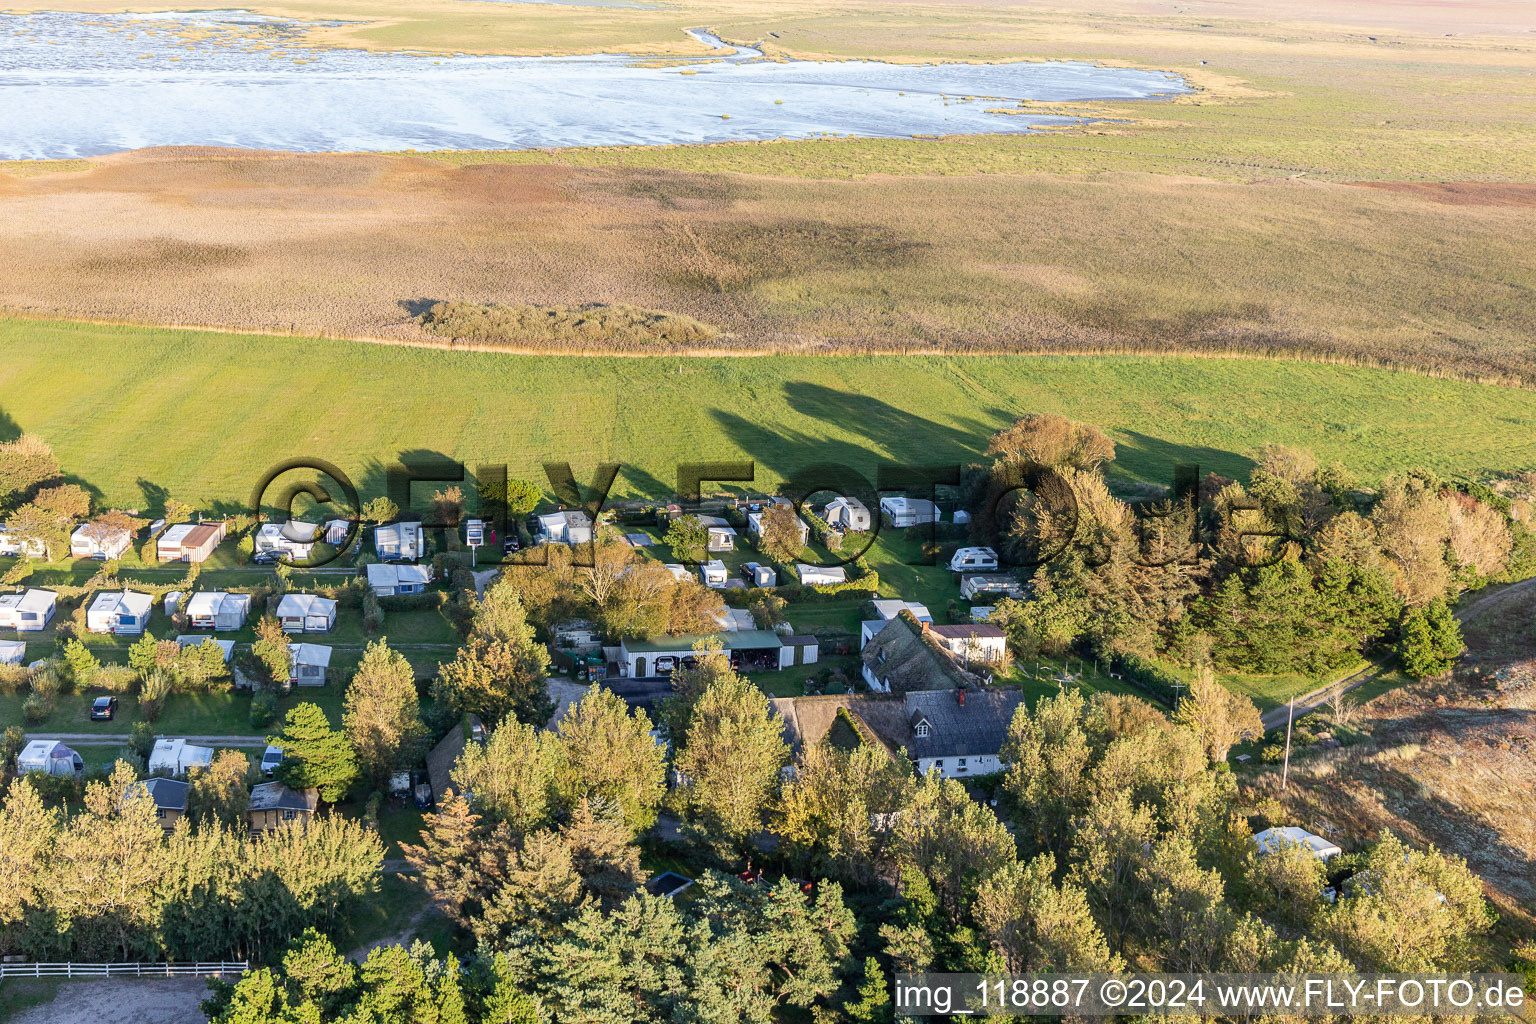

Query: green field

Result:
[3,318,1536,513]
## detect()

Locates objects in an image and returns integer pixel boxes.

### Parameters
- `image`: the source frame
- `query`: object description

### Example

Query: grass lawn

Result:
[0,979,62,1020]
[0,684,350,736]
[4,321,1536,514]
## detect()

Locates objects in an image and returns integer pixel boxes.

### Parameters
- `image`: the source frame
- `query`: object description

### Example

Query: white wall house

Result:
[879,496,939,528]
[618,629,794,678]
[797,564,848,587]
[747,504,809,547]
[0,526,47,559]
[255,521,321,560]
[0,589,57,632]
[148,738,215,777]
[374,522,425,561]
[928,624,1008,663]
[185,591,251,632]
[904,687,1025,779]
[538,511,593,546]
[275,593,338,633]
[960,574,1025,601]
[86,590,154,635]
[948,546,998,572]
[823,496,872,532]
[71,523,132,560]
[290,643,333,686]
[366,562,432,597]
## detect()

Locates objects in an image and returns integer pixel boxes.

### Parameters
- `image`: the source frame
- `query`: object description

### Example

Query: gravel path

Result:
[7,977,213,1024]
[26,733,268,747]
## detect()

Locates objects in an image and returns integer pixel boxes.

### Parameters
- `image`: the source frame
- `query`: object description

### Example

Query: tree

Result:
[77,509,138,556]
[452,718,562,833]
[31,483,91,522]
[975,853,1122,972]
[1171,664,1263,763]
[987,413,1115,471]
[674,667,788,848]
[1397,597,1463,679]
[1320,831,1493,971]
[361,496,399,525]
[270,702,360,802]
[893,772,1017,919]
[841,958,891,1024]
[772,742,914,886]
[162,495,195,526]
[556,688,667,835]
[561,797,645,906]
[188,749,253,825]
[0,434,60,509]
[479,477,543,517]
[432,485,466,528]
[758,501,806,563]
[5,499,72,560]
[438,634,552,727]
[663,514,708,560]
[343,639,423,789]
[251,615,292,686]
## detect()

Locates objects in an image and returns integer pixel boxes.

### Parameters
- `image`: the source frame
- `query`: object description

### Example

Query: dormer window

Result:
[915,721,930,738]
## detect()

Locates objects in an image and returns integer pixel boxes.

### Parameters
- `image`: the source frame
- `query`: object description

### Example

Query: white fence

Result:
[0,961,248,979]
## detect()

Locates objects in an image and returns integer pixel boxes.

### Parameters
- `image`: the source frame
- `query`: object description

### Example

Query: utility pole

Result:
[1281,695,1295,791]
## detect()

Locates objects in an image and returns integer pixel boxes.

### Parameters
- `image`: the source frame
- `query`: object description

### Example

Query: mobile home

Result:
[0,589,57,632]
[86,590,154,635]
[796,564,848,587]
[365,562,432,597]
[71,522,133,560]
[290,643,333,686]
[18,739,82,777]
[275,593,338,633]
[254,521,321,560]
[148,737,215,777]
[156,522,227,563]
[184,591,251,632]
[822,496,872,532]
[878,496,939,528]
[374,521,425,561]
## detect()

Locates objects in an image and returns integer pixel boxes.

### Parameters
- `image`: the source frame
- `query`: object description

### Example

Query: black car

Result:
[252,550,280,565]
[90,696,117,721]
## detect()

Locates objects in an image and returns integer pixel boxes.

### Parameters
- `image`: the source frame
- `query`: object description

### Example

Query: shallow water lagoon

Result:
[0,12,1190,158]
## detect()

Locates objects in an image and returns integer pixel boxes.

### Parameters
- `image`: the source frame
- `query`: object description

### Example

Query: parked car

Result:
[252,550,279,565]
[89,696,117,721]
[261,744,284,777]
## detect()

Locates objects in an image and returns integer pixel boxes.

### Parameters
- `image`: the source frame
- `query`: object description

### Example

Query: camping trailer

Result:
[18,740,83,777]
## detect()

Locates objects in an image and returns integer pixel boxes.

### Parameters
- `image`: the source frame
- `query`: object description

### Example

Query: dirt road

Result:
[7,977,211,1024]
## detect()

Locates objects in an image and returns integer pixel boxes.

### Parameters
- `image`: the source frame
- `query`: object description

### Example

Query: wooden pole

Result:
[1281,695,1295,791]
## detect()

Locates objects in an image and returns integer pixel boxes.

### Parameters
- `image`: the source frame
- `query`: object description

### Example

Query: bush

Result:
[139,670,172,722]
[418,299,720,348]
[378,590,449,613]
[130,721,157,761]
[61,638,99,689]
[92,663,140,694]
[249,689,278,729]
[22,692,54,724]
[2,724,26,768]
[0,663,28,695]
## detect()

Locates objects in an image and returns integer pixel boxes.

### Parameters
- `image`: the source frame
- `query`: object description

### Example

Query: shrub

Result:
[378,591,449,613]
[0,663,28,695]
[22,692,53,724]
[418,300,720,348]
[250,689,278,729]
[61,639,98,690]
[2,724,26,768]
[139,670,172,722]
[92,663,140,694]
[130,721,156,761]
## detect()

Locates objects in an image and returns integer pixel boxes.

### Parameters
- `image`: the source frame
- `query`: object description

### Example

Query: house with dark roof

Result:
[142,777,190,830]
[247,781,318,832]
[904,687,1025,778]
[860,611,988,694]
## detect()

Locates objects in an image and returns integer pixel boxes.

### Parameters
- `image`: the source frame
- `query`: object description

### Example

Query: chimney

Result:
[956,686,966,706]
[920,619,930,634]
